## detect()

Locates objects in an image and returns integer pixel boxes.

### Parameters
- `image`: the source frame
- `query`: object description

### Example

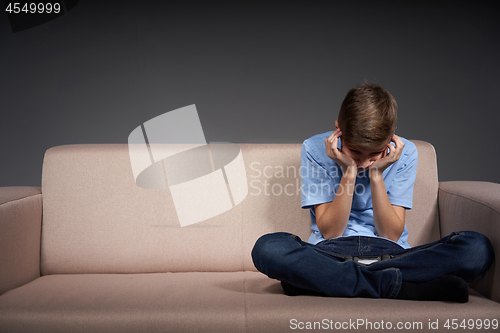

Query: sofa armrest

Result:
[0,187,42,296]
[438,181,500,302]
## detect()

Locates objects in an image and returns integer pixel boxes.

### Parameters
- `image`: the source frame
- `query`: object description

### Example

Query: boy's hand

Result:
[325,129,357,176]
[370,134,405,177]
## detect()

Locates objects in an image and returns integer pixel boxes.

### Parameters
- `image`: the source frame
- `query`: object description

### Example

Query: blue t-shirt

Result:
[300,131,418,249]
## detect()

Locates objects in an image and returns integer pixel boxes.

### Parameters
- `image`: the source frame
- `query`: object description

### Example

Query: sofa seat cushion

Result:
[1,271,499,333]
[243,272,500,332]
[0,272,247,333]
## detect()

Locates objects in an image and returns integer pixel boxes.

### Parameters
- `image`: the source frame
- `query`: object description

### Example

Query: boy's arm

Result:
[315,129,357,239]
[370,175,406,241]
[315,169,357,239]
[369,134,406,241]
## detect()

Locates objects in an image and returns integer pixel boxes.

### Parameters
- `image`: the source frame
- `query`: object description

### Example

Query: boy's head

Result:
[336,82,398,150]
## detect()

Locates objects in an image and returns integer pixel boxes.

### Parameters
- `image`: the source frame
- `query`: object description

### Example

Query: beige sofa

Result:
[1,141,499,333]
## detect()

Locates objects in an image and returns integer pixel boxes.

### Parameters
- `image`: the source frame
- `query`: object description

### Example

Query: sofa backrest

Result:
[40,141,439,275]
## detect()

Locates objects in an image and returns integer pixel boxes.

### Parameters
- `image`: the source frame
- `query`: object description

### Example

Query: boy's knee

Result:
[252,232,295,255]
[251,233,273,259]
[251,232,295,270]
[454,231,494,277]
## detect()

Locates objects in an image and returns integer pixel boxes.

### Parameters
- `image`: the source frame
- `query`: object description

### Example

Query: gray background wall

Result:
[1,0,499,186]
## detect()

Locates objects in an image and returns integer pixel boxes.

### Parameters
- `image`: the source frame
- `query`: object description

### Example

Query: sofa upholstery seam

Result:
[243,271,248,333]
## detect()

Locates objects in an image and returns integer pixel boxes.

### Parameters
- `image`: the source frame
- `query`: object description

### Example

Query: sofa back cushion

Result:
[41,141,439,274]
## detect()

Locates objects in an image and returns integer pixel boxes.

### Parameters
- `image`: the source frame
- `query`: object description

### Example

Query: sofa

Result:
[0,140,499,333]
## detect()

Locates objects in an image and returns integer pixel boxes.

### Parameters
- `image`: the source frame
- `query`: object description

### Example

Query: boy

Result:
[251,82,493,302]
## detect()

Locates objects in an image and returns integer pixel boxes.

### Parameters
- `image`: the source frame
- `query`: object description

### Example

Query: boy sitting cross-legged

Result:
[251,81,494,302]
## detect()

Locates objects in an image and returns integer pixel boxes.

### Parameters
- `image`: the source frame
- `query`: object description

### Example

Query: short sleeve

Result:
[300,140,337,209]
[386,141,418,209]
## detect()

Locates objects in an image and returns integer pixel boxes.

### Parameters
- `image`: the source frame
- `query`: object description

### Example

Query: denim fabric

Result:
[251,231,494,299]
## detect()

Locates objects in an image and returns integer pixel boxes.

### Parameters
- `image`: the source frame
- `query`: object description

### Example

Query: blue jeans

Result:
[251,231,494,299]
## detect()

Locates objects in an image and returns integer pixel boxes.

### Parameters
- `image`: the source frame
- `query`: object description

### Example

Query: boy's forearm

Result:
[370,173,404,241]
[316,171,356,239]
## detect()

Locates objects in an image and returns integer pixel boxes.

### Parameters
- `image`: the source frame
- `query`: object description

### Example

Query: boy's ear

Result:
[335,120,339,130]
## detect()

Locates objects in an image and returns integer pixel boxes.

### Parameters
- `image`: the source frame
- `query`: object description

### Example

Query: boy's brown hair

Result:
[338,82,398,149]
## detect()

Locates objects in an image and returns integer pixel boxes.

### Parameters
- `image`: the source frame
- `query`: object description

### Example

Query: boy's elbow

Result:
[386,234,401,243]
[322,230,344,240]
[317,221,344,240]
[379,229,404,243]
